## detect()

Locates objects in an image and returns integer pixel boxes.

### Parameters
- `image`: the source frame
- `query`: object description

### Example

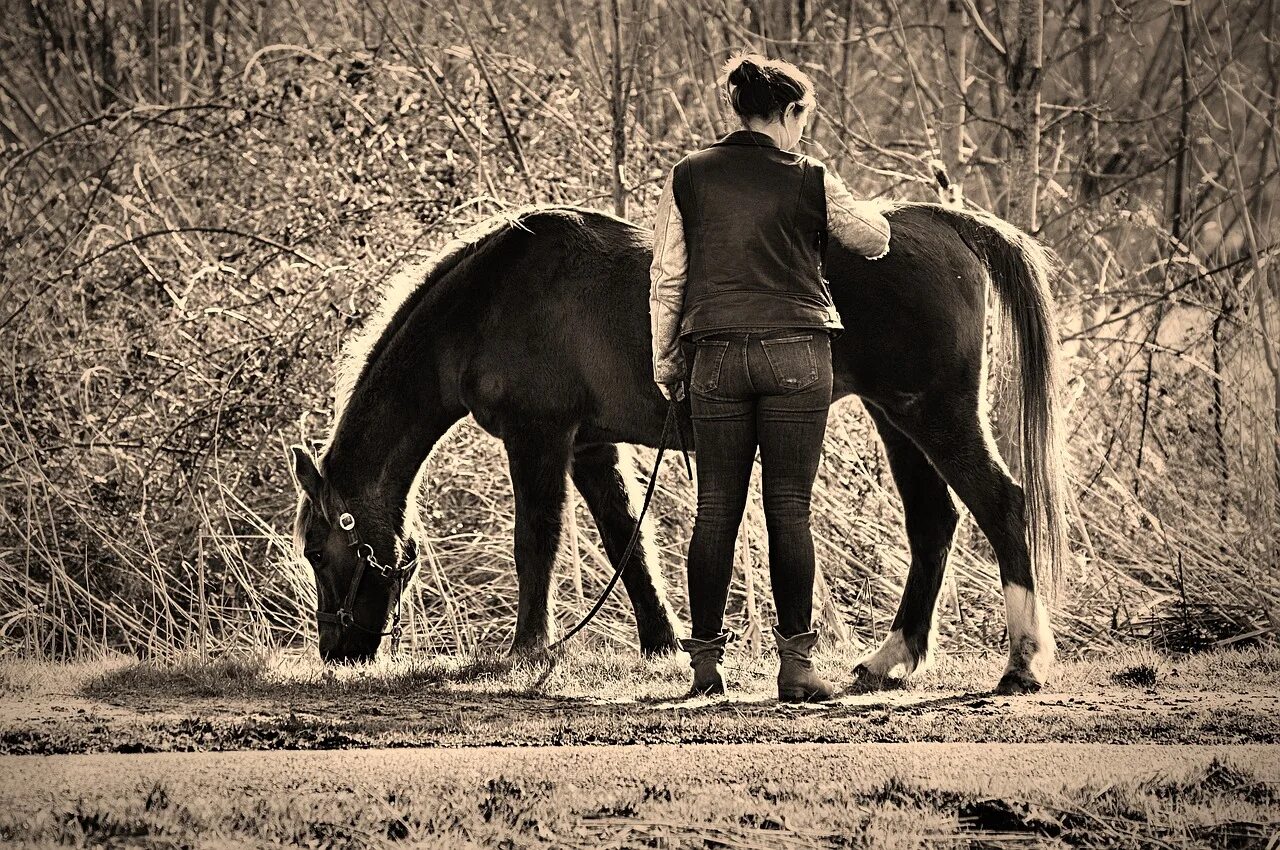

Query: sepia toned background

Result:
[1,0,1277,661]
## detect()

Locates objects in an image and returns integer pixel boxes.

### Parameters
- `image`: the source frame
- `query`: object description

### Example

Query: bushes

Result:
[2,1,1275,659]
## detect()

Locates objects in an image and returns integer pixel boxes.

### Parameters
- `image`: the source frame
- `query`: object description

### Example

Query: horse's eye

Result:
[304,548,323,562]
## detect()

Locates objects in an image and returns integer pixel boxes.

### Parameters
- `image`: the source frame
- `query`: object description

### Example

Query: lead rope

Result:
[389,572,405,655]
[548,395,690,652]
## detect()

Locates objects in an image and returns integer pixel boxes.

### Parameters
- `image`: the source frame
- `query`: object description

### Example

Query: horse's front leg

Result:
[504,423,576,654]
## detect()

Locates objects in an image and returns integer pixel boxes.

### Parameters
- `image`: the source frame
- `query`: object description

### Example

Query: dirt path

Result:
[6,741,1277,801]
[5,681,1279,754]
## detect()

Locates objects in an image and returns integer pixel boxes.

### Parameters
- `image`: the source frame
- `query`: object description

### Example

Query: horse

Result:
[289,201,1068,694]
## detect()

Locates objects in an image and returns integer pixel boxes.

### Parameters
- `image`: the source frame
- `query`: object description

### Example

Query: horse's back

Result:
[451,202,990,438]
[826,204,990,408]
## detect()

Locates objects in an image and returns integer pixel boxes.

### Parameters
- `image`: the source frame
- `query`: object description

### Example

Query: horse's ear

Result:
[399,536,419,568]
[289,445,324,501]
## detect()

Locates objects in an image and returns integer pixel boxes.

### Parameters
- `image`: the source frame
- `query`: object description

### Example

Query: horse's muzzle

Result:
[318,631,379,664]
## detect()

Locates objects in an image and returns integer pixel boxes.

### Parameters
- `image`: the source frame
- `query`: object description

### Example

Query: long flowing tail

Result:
[927,205,1069,598]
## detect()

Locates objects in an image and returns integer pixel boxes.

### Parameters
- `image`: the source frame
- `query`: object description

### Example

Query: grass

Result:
[1,755,1275,848]
[3,641,1275,703]
[3,644,1279,754]
[71,642,1280,698]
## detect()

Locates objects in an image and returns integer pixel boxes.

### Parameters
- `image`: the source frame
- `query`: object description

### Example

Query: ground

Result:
[1,645,1278,847]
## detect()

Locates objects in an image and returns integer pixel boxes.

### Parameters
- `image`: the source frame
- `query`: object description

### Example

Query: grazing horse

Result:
[289,202,1067,694]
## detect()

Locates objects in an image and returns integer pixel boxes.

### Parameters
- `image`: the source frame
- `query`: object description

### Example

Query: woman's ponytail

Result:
[726,55,766,87]
[719,52,815,122]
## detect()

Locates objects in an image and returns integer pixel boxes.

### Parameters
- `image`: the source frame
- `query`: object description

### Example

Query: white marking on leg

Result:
[1002,584,1056,684]
[857,630,924,678]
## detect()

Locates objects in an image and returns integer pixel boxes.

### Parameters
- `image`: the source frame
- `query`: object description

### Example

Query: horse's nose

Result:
[318,632,378,664]
[318,631,340,663]
[320,646,376,664]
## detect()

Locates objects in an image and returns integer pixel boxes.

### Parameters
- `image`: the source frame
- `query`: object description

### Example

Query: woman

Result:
[649,53,892,702]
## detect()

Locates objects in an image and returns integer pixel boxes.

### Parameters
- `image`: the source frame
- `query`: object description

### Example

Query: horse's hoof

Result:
[849,631,927,692]
[995,670,1044,695]
[639,630,680,657]
[847,664,895,694]
[508,641,553,661]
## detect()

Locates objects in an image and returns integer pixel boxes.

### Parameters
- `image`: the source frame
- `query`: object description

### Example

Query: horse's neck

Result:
[323,396,423,536]
[325,304,463,532]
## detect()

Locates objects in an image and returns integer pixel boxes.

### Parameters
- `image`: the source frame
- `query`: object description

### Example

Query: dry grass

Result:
[3,392,1277,667]
[1,751,1275,849]
[9,642,1260,704]
[1,5,1276,666]
[3,645,1279,756]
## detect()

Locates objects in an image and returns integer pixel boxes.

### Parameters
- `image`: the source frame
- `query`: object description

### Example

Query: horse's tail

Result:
[928,205,1068,599]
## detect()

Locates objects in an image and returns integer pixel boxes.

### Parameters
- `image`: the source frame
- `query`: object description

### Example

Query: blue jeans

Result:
[682,328,834,639]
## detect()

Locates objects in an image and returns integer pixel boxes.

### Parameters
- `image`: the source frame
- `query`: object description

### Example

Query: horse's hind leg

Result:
[880,391,1055,694]
[571,441,679,655]
[504,423,576,654]
[854,403,960,685]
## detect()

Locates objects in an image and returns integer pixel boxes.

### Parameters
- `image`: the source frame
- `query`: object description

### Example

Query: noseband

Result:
[314,492,418,654]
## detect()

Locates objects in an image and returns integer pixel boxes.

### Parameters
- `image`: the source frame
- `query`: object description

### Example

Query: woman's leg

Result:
[686,336,757,640]
[752,331,833,637]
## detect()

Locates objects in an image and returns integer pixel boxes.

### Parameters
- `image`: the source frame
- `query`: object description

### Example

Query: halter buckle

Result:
[338,512,356,531]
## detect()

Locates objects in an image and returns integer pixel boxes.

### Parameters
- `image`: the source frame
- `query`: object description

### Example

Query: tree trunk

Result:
[835,0,858,171]
[1004,0,1042,232]
[149,0,161,101]
[1135,2,1191,488]
[174,0,186,106]
[201,0,218,89]
[609,0,627,217]
[995,0,1043,480]
[941,0,968,204]
[1079,0,1101,200]
[1211,292,1230,523]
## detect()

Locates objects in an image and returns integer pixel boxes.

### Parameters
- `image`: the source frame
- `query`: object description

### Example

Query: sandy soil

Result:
[6,741,1278,805]
[3,678,1279,754]
[3,743,1277,848]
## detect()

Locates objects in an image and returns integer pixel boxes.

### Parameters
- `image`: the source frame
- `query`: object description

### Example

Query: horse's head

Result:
[289,445,418,663]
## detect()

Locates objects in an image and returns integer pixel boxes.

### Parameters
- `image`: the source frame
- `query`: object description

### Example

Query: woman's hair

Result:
[719,52,816,122]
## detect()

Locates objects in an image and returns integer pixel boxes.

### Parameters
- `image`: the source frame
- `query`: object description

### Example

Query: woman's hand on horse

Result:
[865,241,890,261]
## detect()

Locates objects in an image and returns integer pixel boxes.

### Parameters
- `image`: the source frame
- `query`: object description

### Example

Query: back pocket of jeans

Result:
[690,340,730,393]
[760,334,818,390]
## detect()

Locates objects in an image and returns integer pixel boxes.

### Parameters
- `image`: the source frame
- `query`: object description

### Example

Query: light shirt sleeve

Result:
[823,166,891,259]
[649,167,688,385]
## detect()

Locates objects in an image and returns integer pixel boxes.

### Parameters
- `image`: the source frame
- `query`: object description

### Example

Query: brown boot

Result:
[678,632,731,696]
[774,626,835,703]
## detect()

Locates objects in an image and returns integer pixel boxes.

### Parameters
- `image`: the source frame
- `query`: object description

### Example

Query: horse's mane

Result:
[322,203,629,462]
[329,211,513,436]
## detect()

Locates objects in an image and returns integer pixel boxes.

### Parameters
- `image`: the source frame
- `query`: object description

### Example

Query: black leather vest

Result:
[672,129,843,340]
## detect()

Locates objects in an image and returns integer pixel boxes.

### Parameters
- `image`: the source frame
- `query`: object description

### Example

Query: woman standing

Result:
[649,53,892,702]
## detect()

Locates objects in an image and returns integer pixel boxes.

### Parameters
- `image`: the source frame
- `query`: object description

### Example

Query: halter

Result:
[314,490,419,655]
